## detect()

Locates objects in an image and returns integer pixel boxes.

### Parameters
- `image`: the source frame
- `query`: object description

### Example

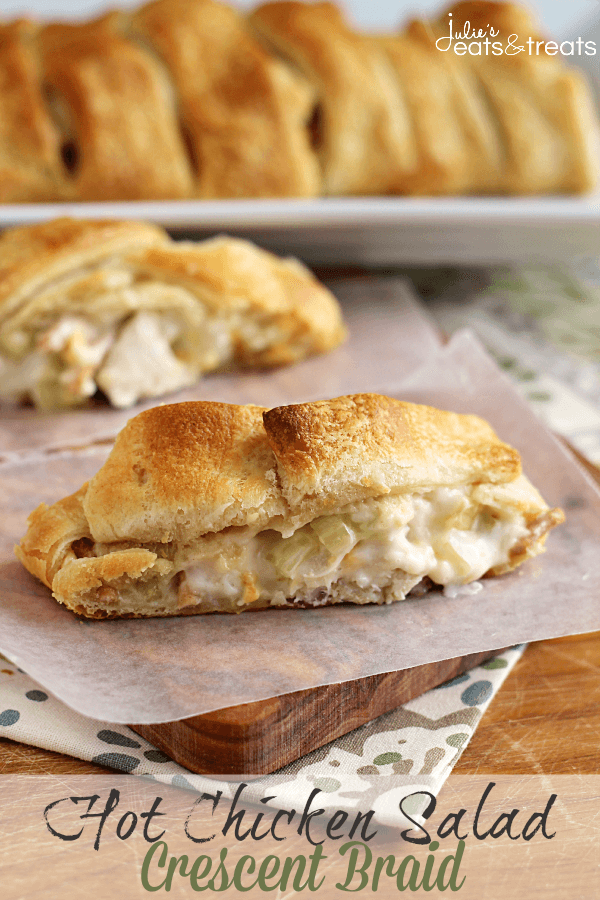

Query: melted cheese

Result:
[180,487,530,609]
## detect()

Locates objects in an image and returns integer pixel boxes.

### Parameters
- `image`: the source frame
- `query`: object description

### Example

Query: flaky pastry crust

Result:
[16,395,564,618]
[0,218,346,408]
[131,0,320,199]
[262,394,522,518]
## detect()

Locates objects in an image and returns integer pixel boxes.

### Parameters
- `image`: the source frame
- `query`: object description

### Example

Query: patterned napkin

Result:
[0,646,523,827]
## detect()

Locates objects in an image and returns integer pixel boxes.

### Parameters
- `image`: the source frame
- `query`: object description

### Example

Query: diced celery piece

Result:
[310,516,356,555]
[269,530,316,577]
[477,508,498,531]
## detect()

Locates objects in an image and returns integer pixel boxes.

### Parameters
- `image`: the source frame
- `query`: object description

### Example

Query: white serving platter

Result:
[0,195,598,266]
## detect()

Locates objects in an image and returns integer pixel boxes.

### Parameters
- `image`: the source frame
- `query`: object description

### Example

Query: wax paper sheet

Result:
[0,331,599,724]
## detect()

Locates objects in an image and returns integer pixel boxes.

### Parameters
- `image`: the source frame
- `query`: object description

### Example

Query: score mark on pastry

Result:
[15,394,564,619]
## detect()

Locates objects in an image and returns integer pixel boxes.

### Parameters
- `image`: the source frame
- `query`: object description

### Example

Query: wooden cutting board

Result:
[129,648,503,776]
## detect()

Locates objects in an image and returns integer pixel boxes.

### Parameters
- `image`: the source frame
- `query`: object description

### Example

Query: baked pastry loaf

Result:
[16,395,564,619]
[40,19,195,202]
[130,0,320,199]
[0,21,66,203]
[250,1,417,195]
[0,218,346,409]
[0,0,597,202]
[392,4,600,195]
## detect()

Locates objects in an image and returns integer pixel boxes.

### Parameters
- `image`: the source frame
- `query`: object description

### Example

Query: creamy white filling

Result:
[0,302,234,408]
[0,352,48,403]
[180,487,530,609]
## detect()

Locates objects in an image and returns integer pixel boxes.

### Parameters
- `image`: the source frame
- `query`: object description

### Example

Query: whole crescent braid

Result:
[0,0,597,203]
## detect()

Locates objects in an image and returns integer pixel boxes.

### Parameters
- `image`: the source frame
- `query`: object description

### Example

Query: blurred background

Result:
[1,1,595,36]
[5,1,597,88]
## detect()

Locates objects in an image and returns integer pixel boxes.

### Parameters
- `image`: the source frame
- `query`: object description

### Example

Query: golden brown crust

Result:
[83,401,285,543]
[123,235,347,366]
[401,18,505,195]
[15,484,91,588]
[263,394,522,517]
[0,219,345,407]
[419,1,600,194]
[250,1,416,195]
[377,34,473,195]
[490,505,565,575]
[40,18,194,201]
[0,0,597,201]
[132,0,320,198]
[53,549,168,601]
[0,217,167,334]
[0,21,67,202]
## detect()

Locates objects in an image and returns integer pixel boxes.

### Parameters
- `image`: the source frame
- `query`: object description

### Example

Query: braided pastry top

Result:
[0,0,597,202]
